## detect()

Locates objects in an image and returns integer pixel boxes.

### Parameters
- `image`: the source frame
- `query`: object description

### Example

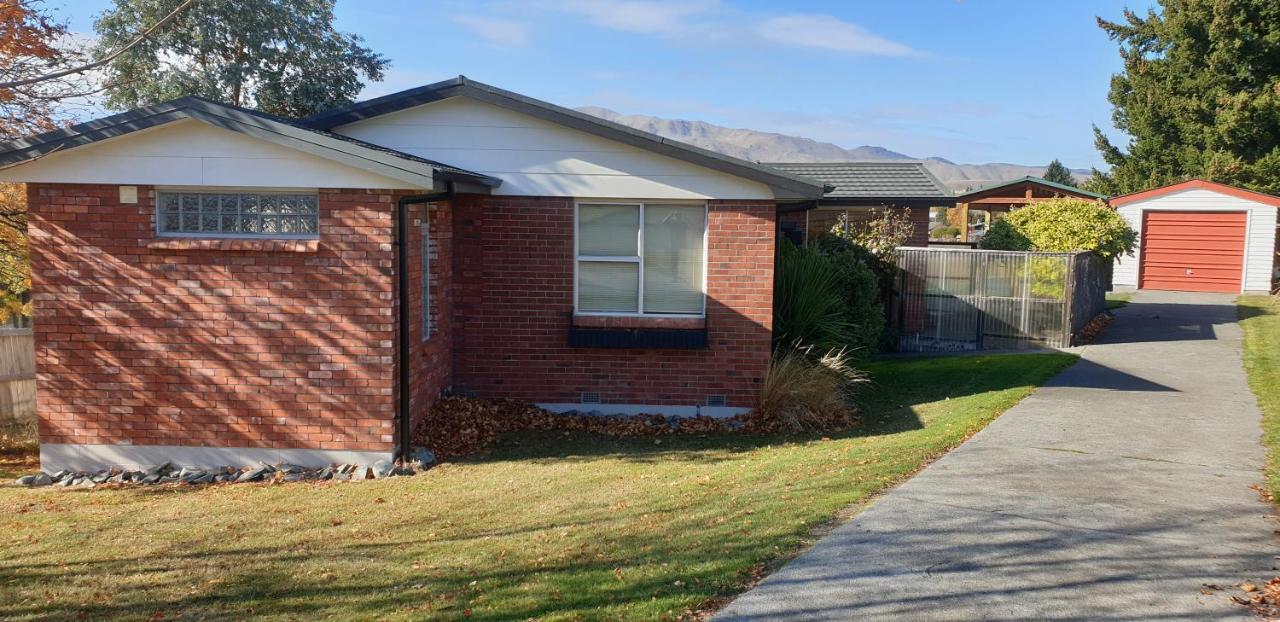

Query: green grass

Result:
[1106,292,1133,310]
[0,352,1076,621]
[1239,295,1280,501]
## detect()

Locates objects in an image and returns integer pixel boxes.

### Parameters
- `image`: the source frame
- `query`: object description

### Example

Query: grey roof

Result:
[0,96,501,190]
[955,176,1107,200]
[304,76,829,200]
[763,162,953,200]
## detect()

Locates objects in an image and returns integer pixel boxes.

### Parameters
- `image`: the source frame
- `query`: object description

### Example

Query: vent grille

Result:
[580,392,602,404]
[705,395,727,407]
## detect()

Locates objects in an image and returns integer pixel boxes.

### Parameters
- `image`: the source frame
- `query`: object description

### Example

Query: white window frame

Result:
[154,186,320,240]
[573,200,708,318]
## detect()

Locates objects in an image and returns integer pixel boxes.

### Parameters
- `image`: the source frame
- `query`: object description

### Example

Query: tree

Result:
[0,183,29,323]
[1042,159,1077,187]
[94,0,390,118]
[0,0,92,139]
[1087,1,1280,195]
[978,198,1137,260]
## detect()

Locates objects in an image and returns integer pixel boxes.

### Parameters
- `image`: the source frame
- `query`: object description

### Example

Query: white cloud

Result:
[541,1,920,57]
[450,15,531,47]
[758,15,921,57]
[553,0,720,35]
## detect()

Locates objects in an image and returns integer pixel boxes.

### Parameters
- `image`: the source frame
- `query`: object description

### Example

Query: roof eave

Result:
[0,97,500,192]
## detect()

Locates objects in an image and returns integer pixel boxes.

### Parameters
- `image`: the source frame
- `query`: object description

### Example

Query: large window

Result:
[576,202,706,316]
[157,190,319,238]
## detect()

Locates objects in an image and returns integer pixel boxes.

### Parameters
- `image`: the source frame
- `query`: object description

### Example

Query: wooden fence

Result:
[0,328,35,426]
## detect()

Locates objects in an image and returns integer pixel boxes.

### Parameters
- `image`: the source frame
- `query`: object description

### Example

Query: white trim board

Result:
[39,443,393,472]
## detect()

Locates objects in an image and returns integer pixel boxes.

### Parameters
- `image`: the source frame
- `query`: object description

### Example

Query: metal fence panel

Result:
[892,248,1107,352]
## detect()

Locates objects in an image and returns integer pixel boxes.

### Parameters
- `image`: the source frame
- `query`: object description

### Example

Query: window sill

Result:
[569,314,708,349]
[145,238,320,252]
[572,315,705,330]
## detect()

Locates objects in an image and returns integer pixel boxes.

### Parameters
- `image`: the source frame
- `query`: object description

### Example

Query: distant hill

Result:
[577,106,1091,192]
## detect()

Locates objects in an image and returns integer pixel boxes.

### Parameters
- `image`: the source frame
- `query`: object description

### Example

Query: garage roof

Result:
[1110,179,1280,208]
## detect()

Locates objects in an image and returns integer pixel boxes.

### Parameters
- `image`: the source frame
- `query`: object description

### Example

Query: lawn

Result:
[1106,291,1133,310]
[1239,295,1280,501]
[0,352,1076,621]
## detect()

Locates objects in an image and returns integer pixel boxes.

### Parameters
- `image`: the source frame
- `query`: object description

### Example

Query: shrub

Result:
[828,207,914,259]
[930,225,961,240]
[774,240,884,359]
[980,218,1032,251]
[978,198,1137,260]
[773,240,854,354]
[754,344,865,434]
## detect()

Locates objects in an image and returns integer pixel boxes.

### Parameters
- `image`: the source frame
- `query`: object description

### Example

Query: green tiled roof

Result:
[763,162,952,199]
[956,176,1107,200]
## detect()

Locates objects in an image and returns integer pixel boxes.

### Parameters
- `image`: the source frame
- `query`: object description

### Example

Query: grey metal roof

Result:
[304,76,829,200]
[0,96,501,191]
[763,162,953,200]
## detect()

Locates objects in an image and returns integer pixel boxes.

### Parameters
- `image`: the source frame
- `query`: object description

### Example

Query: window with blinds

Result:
[576,202,706,316]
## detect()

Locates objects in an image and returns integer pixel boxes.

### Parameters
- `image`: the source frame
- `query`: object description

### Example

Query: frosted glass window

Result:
[157,191,318,237]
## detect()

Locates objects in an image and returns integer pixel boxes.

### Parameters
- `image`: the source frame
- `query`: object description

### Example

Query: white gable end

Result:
[0,119,415,189]
[331,98,774,200]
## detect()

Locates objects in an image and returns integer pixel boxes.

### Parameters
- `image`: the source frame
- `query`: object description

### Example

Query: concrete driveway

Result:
[716,291,1277,621]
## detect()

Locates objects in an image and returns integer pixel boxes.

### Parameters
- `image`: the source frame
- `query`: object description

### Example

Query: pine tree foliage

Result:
[1087,0,1280,195]
[1042,159,1077,187]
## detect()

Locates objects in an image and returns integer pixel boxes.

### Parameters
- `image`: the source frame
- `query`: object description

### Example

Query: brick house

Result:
[0,77,826,471]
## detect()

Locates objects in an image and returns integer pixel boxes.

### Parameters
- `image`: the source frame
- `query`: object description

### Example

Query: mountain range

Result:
[576,106,1092,192]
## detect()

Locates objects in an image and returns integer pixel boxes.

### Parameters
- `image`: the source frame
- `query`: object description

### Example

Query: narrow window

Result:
[421,206,431,341]
[576,202,706,316]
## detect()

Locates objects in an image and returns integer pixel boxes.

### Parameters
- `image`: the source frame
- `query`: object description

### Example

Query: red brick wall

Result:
[28,183,404,452]
[404,200,453,427]
[449,195,774,409]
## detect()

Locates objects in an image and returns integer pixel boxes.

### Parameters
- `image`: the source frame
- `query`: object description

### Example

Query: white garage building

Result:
[1110,179,1279,294]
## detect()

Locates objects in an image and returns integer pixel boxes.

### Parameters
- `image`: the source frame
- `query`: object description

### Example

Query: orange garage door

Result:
[1139,211,1246,293]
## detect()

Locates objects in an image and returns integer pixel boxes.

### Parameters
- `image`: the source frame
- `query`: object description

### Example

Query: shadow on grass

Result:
[461,353,1078,467]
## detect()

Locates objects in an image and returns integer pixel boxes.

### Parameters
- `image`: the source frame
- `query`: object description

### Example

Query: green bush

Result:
[979,198,1136,260]
[930,225,961,240]
[774,240,884,360]
[774,241,854,354]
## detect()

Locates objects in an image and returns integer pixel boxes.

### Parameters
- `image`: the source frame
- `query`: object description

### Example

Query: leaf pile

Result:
[1073,312,1114,345]
[1230,578,1280,618]
[411,396,859,460]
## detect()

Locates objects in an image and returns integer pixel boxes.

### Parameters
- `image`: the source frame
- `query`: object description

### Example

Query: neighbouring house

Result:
[1109,179,1279,294]
[765,162,953,246]
[953,176,1107,242]
[0,76,827,471]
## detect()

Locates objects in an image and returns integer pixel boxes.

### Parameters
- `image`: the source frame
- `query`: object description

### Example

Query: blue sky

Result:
[54,0,1150,170]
